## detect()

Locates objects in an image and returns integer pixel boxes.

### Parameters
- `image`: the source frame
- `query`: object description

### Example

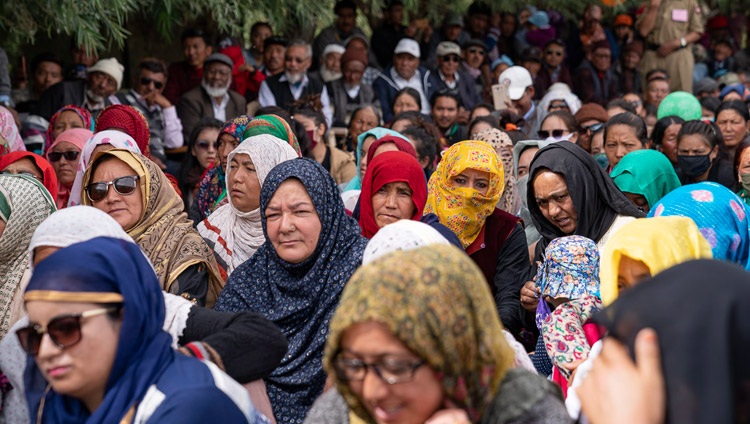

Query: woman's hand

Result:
[520,280,540,311]
[578,328,665,424]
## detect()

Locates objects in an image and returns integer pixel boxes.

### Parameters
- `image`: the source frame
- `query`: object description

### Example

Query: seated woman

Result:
[599,216,712,305]
[199,134,299,278]
[538,110,579,143]
[648,181,750,270]
[67,130,142,207]
[425,140,529,339]
[581,260,750,424]
[650,115,683,166]
[46,128,92,208]
[0,151,58,200]
[313,245,571,423]
[44,104,93,153]
[342,105,379,153]
[292,107,356,186]
[18,237,263,422]
[610,149,681,213]
[0,174,56,338]
[602,112,648,171]
[676,120,735,189]
[81,149,223,306]
[343,127,408,192]
[178,118,223,211]
[215,158,368,423]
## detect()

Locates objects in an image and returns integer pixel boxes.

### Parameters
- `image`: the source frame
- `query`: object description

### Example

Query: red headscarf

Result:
[358,151,427,238]
[365,135,417,163]
[95,105,151,157]
[44,105,93,153]
[0,151,59,200]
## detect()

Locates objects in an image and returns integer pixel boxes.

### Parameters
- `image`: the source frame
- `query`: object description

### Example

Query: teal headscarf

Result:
[610,150,681,208]
[343,127,410,191]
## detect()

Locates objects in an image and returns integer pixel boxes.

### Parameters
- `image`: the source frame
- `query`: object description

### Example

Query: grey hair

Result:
[288,39,313,59]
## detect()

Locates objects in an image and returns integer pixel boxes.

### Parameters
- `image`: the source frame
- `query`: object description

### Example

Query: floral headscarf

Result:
[0,106,25,156]
[424,140,504,248]
[44,105,93,153]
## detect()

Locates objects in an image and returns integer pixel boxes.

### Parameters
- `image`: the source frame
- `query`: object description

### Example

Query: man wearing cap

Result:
[327,47,374,127]
[177,53,246,140]
[38,57,123,120]
[498,66,537,136]
[316,44,346,83]
[258,40,333,127]
[573,40,619,107]
[163,28,214,105]
[636,0,703,93]
[109,58,184,162]
[461,39,489,99]
[614,14,635,53]
[371,0,407,69]
[373,38,432,122]
[574,103,609,153]
[428,41,481,113]
[312,0,365,69]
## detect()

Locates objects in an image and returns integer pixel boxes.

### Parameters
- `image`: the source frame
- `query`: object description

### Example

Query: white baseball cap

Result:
[394,38,421,59]
[499,66,533,100]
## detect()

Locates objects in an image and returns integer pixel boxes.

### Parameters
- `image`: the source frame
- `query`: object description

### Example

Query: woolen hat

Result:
[87,58,125,90]
[574,103,609,124]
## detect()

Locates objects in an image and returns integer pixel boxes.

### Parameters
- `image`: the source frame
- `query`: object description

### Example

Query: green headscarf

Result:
[611,149,681,208]
[657,91,702,121]
[241,114,302,156]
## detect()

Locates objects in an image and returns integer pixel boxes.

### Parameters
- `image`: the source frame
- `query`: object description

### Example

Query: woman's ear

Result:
[710,145,719,160]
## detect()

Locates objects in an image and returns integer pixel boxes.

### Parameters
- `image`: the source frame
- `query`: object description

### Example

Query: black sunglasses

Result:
[581,123,604,133]
[47,151,80,162]
[16,307,119,356]
[538,129,568,139]
[140,77,164,90]
[85,175,140,202]
[196,140,219,150]
[442,55,461,63]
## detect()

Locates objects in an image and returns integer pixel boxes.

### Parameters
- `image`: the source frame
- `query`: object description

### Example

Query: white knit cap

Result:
[87,57,125,90]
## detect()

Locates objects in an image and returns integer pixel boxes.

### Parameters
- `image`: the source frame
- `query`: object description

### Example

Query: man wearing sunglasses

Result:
[427,41,481,121]
[109,58,184,163]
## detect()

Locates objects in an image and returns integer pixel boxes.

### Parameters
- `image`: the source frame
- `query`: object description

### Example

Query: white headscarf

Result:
[362,220,451,265]
[198,134,298,275]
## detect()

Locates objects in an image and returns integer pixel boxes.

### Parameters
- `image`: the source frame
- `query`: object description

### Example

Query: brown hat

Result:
[575,103,609,124]
[341,47,368,68]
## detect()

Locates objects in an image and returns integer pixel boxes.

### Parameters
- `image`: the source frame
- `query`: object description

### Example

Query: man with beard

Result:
[177,53,246,140]
[258,40,333,126]
[38,57,123,120]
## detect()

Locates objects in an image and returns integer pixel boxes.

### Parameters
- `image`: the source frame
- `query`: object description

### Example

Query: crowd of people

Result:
[1,0,750,422]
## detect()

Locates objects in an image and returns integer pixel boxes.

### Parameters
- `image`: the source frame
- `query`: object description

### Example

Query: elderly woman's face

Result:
[338,321,444,423]
[228,153,262,213]
[533,170,577,234]
[25,300,121,412]
[265,179,321,264]
[52,111,85,142]
[89,158,144,231]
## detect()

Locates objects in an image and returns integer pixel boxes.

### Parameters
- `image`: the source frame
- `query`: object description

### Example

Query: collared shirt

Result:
[345,85,361,99]
[438,70,459,90]
[390,68,431,116]
[257,73,333,127]
[211,93,230,122]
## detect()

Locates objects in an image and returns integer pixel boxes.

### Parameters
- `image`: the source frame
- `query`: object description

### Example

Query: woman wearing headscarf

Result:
[599,216,712,306]
[46,128,93,208]
[82,149,223,307]
[19,238,264,423]
[198,134,299,278]
[215,158,368,423]
[67,130,142,207]
[342,127,411,192]
[648,182,750,270]
[361,219,451,264]
[0,174,56,338]
[0,106,25,156]
[610,149,681,214]
[425,140,529,339]
[43,104,93,153]
[0,151,59,200]
[191,115,301,224]
[311,245,571,424]
[474,128,522,215]
[581,260,750,424]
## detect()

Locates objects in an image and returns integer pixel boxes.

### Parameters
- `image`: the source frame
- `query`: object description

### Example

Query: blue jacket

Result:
[373,66,432,122]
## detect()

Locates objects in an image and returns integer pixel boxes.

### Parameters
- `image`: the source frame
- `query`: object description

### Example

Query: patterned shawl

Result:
[198,134,298,277]
[0,175,56,337]
[215,158,368,423]
[81,149,223,306]
[325,244,515,422]
[474,128,521,215]
[0,106,25,156]
[424,140,505,248]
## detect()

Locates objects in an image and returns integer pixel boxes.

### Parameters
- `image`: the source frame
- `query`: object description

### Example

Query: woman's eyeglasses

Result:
[196,140,219,150]
[85,175,140,202]
[140,77,164,90]
[538,129,568,139]
[334,356,425,385]
[1,170,43,182]
[47,151,80,162]
[16,307,119,356]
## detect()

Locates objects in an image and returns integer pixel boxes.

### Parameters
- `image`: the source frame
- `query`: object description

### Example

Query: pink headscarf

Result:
[47,128,94,209]
[0,106,25,157]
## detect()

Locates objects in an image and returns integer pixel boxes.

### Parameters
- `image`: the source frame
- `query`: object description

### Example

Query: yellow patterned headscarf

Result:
[325,244,514,423]
[424,140,505,248]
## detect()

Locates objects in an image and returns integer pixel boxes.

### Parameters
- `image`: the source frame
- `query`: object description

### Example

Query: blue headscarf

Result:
[649,182,750,270]
[216,158,368,423]
[343,127,410,191]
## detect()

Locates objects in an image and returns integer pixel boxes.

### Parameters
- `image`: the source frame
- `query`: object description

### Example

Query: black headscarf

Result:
[527,141,644,258]
[595,259,750,424]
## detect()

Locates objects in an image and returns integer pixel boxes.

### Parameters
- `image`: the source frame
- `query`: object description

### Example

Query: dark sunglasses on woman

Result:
[16,307,119,356]
[85,175,140,202]
[538,129,568,139]
[48,151,80,162]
